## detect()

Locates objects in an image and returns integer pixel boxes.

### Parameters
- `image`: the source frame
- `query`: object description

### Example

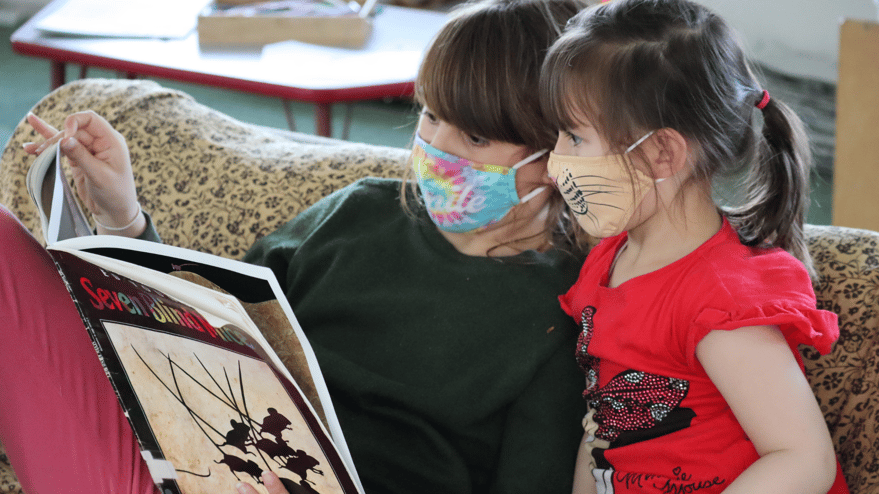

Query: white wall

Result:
[696,0,879,83]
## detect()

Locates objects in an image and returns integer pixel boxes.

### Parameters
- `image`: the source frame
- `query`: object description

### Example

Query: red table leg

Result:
[51,60,66,89]
[314,102,332,138]
[282,100,297,132]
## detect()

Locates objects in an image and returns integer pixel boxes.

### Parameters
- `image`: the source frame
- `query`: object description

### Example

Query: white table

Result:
[12,0,448,137]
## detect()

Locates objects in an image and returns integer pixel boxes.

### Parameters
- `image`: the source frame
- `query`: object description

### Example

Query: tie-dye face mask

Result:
[411,134,547,233]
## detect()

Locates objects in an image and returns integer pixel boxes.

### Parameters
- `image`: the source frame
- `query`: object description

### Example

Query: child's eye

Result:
[466,134,489,146]
[422,109,439,124]
[565,131,583,146]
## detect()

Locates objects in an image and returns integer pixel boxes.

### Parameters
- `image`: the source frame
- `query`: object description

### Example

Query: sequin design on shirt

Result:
[576,306,600,397]
[575,306,692,442]
[588,371,690,442]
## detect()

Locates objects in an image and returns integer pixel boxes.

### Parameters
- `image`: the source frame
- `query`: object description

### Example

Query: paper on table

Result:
[35,0,212,39]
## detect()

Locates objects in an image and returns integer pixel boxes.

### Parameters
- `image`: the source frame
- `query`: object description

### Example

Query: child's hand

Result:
[235,471,290,494]
[24,112,145,237]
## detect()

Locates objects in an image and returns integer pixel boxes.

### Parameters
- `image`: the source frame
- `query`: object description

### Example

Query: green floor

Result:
[0,23,834,225]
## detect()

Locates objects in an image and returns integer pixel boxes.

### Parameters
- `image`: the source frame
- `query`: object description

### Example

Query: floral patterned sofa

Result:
[1,79,878,493]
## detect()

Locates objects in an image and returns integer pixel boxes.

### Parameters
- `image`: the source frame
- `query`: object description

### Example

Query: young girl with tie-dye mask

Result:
[400,0,595,256]
[538,0,848,493]
[4,1,596,493]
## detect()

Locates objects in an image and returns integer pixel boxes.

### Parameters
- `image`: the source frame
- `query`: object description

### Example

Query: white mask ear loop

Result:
[626,131,666,184]
[511,149,549,170]
[511,149,549,204]
[519,185,548,203]
[625,131,655,153]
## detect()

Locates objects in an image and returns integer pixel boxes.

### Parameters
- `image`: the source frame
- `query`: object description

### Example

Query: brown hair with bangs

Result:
[401,0,595,257]
[540,0,816,275]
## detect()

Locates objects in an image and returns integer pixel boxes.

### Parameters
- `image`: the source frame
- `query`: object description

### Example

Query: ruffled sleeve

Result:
[682,225,840,367]
[691,302,839,365]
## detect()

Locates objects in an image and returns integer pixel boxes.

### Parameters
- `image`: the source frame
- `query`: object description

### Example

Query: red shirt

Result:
[560,219,847,493]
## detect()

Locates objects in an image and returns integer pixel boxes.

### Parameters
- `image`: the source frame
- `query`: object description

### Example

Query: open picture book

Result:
[26,143,364,494]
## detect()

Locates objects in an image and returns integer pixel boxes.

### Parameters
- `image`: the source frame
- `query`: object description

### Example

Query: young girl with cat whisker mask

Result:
[540,0,849,492]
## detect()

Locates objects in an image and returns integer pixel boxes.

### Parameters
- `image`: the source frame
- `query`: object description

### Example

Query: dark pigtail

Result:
[727,94,814,276]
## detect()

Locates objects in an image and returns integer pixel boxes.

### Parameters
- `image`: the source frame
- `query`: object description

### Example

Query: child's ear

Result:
[647,128,689,180]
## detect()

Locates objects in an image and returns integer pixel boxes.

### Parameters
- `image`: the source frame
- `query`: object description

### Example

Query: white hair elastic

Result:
[93,203,142,232]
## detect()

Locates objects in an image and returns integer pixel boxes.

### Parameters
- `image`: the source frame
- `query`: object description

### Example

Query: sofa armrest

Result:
[0,79,410,257]
[803,224,879,492]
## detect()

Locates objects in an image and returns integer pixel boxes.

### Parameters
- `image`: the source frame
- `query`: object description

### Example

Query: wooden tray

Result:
[198,1,373,48]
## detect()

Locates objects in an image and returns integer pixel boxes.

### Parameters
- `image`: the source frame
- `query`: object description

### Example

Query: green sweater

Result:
[242,178,586,494]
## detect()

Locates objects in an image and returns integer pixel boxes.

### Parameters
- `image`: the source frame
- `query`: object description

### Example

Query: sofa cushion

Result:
[803,224,879,491]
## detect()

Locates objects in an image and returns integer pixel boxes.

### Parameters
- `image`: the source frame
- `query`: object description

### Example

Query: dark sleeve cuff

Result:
[92,210,163,243]
[135,211,162,243]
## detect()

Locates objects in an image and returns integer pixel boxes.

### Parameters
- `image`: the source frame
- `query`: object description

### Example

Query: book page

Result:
[47,237,363,493]
[26,142,93,244]
[107,318,349,493]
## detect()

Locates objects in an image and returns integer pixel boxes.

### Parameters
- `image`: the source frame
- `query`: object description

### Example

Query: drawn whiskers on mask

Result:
[557,169,625,230]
